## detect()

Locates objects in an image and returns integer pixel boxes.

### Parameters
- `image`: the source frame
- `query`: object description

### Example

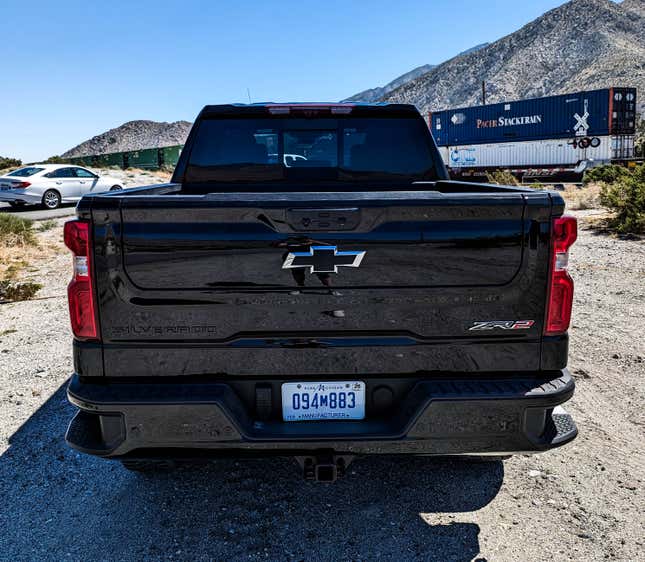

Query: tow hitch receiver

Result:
[295,454,355,482]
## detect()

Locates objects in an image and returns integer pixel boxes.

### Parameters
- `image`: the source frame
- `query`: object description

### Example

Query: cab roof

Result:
[198,102,421,119]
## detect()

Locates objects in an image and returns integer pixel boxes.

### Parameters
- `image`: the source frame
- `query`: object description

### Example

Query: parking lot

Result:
[0,211,643,561]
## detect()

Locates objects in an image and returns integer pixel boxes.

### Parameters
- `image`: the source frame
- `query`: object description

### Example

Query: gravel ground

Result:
[0,211,643,561]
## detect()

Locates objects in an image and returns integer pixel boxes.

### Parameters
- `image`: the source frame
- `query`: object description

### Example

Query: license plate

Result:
[282,381,365,421]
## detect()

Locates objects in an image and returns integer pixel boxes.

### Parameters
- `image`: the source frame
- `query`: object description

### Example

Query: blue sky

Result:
[1,0,570,162]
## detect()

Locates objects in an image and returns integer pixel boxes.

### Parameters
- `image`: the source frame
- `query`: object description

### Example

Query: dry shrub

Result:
[561,183,603,211]
[486,170,519,186]
[0,214,36,246]
[0,215,39,284]
[37,219,57,232]
[0,280,42,301]
[0,215,56,302]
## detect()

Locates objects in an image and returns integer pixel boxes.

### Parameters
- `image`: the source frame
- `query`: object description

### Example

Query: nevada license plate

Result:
[282,381,366,421]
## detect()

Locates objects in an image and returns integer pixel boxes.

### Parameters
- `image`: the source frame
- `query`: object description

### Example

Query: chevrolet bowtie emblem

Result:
[282,246,366,274]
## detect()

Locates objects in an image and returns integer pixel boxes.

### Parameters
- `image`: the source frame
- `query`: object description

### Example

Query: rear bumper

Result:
[66,370,577,458]
[0,191,41,204]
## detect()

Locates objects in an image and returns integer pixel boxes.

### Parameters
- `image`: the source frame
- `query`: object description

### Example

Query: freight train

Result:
[429,87,638,181]
[63,144,183,171]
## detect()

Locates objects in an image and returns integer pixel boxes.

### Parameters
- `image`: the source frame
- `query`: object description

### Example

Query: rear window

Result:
[7,167,44,177]
[184,116,438,186]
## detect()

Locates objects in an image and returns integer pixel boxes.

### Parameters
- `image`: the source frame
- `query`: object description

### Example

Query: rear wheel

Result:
[42,189,61,209]
[120,459,177,473]
[109,185,123,191]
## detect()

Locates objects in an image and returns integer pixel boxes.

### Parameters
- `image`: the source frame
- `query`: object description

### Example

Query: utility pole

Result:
[482,81,487,105]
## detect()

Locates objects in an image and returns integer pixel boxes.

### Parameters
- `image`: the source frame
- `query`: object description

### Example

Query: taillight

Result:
[545,215,577,335]
[14,181,30,188]
[64,220,98,340]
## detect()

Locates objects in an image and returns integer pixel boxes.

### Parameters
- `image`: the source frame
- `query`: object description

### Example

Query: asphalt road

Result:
[0,202,77,221]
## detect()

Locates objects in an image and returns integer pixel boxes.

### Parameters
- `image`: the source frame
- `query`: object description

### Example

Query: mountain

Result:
[343,64,436,103]
[62,120,192,158]
[343,43,489,103]
[454,43,492,58]
[380,0,645,117]
[621,0,645,17]
[62,0,644,159]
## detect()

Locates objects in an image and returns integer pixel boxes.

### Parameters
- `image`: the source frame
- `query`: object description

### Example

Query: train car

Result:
[159,145,182,168]
[446,137,612,168]
[103,152,125,168]
[127,147,160,169]
[430,87,637,179]
[430,88,637,145]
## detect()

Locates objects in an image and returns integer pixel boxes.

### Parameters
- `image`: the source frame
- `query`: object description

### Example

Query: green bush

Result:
[599,164,645,234]
[0,280,42,301]
[44,155,65,164]
[0,215,36,246]
[0,156,22,169]
[486,170,519,186]
[583,164,631,186]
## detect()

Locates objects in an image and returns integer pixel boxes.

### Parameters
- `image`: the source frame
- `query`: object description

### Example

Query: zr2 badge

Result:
[469,320,535,331]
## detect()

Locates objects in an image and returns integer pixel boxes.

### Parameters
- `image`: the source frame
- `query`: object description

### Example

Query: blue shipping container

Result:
[430,88,637,146]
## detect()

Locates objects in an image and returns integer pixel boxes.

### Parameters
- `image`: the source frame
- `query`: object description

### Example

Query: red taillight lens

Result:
[553,214,577,254]
[545,215,577,335]
[64,220,98,340]
[14,181,30,188]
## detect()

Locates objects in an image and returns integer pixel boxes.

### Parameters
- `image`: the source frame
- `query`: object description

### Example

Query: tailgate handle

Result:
[287,208,361,231]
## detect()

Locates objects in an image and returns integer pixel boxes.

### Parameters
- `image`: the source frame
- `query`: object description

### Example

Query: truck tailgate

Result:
[88,190,554,377]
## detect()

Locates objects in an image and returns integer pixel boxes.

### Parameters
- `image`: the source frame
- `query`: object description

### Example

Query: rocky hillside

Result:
[62,120,192,158]
[344,44,488,103]
[343,64,436,103]
[622,0,645,17]
[381,0,645,116]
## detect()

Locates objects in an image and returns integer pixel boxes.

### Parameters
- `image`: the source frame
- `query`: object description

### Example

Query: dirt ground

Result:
[0,210,643,561]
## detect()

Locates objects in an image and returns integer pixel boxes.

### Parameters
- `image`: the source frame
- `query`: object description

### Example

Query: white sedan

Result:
[0,164,124,209]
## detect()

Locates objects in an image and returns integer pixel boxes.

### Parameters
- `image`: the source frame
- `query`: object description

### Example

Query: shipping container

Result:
[91,153,111,167]
[159,145,182,168]
[127,147,160,169]
[430,88,637,146]
[104,152,125,168]
[444,136,613,169]
[439,134,636,173]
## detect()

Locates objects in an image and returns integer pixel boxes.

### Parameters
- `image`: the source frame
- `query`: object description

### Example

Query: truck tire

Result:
[120,459,177,472]
[110,185,123,191]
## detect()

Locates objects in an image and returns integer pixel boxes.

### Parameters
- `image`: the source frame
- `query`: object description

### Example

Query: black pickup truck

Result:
[64,103,578,481]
